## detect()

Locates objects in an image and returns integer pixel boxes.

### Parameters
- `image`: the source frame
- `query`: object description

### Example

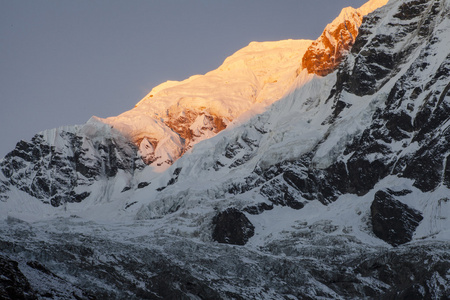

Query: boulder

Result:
[370,190,423,246]
[0,255,36,300]
[212,208,255,245]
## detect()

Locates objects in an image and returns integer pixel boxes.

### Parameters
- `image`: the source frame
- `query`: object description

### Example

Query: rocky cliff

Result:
[301,0,388,76]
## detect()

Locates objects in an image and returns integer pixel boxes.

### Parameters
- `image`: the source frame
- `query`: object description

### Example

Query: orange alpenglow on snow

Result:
[99,0,388,168]
[301,0,388,76]
[102,39,313,167]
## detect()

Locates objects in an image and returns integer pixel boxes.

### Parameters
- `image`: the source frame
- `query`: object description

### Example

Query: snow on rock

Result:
[0,120,143,210]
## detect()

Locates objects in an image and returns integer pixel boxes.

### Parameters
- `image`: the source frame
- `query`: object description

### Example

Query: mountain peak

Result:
[102,38,313,167]
[301,0,388,76]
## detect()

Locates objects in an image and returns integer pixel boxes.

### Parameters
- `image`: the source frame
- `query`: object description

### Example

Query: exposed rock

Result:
[0,256,36,300]
[212,208,255,245]
[370,190,423,246]
[165,110,227,148]
[302,9,361,76]
[0,124,142,207]
[301,1,388,76]
[146,264,224,300]
[356,243,450,299]
[260,179,305,209]
[137,181,150,189]
[243,202,274,215]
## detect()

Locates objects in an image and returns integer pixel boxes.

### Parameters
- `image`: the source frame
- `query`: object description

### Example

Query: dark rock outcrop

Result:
[212,208,255,245]
[0,256,36,300]
[370,190,423,246]
[147,264,224,300]
[356,243,450,299]
[0,125,144,207]
[243,202,274,215]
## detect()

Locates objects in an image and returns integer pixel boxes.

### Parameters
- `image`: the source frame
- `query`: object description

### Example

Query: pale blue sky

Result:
[0,0,368,157]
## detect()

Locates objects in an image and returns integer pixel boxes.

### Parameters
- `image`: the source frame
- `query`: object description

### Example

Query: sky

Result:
[0,0,369,158]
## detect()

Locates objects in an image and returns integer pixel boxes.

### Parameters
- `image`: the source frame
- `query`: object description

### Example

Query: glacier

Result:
[1,0,450,298]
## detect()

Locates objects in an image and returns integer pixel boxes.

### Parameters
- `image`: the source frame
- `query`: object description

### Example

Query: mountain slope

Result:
[0,40,313,209]
[133,0,450,233]
[103,39,313,167]
[1,0,450,299]
[0,0,385,208]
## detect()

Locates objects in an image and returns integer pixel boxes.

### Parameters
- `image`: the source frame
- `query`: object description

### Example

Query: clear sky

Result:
[0,0,368,158]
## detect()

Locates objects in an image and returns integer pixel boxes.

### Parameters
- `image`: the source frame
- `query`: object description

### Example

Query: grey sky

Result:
[0,0,368,158]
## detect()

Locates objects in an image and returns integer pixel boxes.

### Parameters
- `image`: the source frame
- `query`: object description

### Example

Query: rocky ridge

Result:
[301,0,388,76]
[0,119,144,207]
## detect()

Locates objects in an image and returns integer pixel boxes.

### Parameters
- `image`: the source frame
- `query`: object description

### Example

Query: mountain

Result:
[1,0,450,299]
[0,39,313,208]
[0,0,387,210]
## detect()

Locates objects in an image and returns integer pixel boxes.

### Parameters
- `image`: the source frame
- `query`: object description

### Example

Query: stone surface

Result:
[0,127,142,207]
[302,11,361,76]
[0,256,36,300]
[212,208,255,245]
[370,190,423,246]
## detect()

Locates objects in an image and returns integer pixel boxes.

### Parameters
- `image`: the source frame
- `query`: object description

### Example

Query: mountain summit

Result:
[103,39,312,167]
[0,0,386,208]
[302,0,388,75]
[1,0,450,298]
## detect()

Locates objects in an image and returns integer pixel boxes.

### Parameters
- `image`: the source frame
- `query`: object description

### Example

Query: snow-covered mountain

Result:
[1,0,450,298]
[105,39,312,167]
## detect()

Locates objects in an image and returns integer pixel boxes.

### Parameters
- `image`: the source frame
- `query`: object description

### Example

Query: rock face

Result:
[302,0,388,76]
[302,8,362,76]
[355,243,450,299]
[212,208,255,245]
[329,0,450,194]
[0,256,35,300]
[0,119,143,206]
[370,190,423,246]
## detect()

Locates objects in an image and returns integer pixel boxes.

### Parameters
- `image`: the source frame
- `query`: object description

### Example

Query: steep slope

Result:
[1,0,450,298]
[0,0,385,209]
[133,0,450,227]
[301,0,388,76]
[0,40,312,208]
[0,118,144,208]
[103,39,313,167]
